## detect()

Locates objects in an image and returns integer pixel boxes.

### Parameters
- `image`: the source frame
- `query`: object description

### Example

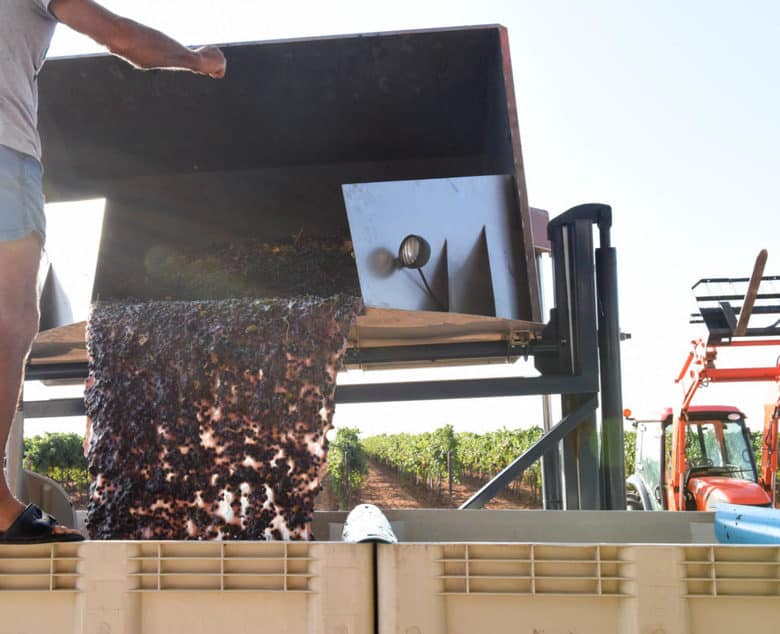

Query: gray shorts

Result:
[0,144,46,244]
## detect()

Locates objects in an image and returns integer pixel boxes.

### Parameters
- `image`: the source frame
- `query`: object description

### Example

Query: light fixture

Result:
[397,234,431,269]
[396,234,445,311]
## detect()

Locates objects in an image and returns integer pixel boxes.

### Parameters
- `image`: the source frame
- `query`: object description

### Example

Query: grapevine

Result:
[327,427,368,510]
[362,426,544,504]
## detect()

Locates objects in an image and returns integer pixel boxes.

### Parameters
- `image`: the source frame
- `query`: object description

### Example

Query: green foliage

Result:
[363,425,544,504]
[751,430,769,471]
[362,425,458,495]
[624,430,636,476]
[327,427,368,510]
[23,433,89,485]
[457,427,543,503]
[751,431,762,462]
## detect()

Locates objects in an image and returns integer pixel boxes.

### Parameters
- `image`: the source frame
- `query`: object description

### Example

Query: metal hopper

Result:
[29,25,546,372]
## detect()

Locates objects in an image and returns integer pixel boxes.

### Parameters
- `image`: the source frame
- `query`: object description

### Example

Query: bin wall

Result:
[3,537,780,633]
[0,542,373,634]
[378,542,780,634]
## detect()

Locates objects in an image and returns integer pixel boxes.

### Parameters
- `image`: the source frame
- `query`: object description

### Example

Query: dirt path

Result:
[357,460,442,509]
[316,459,541,511]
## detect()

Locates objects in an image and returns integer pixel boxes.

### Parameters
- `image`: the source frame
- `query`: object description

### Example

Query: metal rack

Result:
[691,270,780,342]
[21,26,626,512]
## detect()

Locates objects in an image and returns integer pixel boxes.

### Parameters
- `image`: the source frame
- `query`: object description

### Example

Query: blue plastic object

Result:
[714,504,780,544]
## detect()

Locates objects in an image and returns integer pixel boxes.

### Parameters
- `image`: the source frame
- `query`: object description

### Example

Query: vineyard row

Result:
[361,426,547,503]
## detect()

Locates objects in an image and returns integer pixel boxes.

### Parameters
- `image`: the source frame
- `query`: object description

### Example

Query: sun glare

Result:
[40,198,106,326]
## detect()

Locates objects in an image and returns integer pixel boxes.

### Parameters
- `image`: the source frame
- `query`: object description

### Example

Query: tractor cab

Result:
[628,406,770,511]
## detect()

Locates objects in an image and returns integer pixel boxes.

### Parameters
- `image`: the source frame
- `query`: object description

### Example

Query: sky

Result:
[25,1,780,439]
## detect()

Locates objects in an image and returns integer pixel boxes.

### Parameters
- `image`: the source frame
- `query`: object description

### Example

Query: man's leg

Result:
[0,234,76,535]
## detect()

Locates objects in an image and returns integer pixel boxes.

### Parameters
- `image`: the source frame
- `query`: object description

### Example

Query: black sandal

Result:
[0,504,84,544]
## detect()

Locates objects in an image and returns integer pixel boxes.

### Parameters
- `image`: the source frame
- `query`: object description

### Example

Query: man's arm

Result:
[48,0,226,78]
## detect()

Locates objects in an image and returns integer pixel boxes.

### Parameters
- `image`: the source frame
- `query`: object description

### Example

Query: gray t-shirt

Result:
[0,0,58,160]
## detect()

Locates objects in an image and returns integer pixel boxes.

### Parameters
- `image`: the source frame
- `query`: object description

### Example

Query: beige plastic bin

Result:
[0,541,373,634]
[3,510,780,634]
[376,542,780,634]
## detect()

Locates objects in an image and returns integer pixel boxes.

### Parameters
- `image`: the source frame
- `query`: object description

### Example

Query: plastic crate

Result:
[377,542,780,634]
[4,511,780,634]
[0,541,373,634]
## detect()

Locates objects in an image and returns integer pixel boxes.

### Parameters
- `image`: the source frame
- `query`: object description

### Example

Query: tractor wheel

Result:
[626,491,644,511]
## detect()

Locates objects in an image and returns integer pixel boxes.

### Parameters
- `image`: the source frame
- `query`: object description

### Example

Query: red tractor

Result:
[627,402,778,511]
[626,251,780,511]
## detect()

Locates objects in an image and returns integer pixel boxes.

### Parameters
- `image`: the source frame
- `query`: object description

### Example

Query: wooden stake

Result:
[735,249,768,336]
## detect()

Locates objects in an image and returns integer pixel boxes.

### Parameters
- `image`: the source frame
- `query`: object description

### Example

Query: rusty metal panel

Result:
[530,207,551,253]
[498,27,540,320]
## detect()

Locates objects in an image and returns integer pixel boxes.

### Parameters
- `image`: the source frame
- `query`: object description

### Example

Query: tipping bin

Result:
[34,26,545,368]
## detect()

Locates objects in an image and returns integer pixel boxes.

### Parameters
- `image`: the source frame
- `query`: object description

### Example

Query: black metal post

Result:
[561,418,581,509]
[545,204,616,510]
[570,220,600,510]
[540,394,563,509]
[536,244,563,510]
[596,217,626,509]
[576,416,601,509]
[550,214,601,509]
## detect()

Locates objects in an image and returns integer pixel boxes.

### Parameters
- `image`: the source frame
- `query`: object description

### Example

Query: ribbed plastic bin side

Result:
[97,541,372,634]
[0,543,80,634]
[377,543,780,634]
[0,541,372,634]
[682,545,780,634]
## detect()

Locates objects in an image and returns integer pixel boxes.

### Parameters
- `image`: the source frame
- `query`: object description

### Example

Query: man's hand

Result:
[49,0,227,78]
[194,46,227,79]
